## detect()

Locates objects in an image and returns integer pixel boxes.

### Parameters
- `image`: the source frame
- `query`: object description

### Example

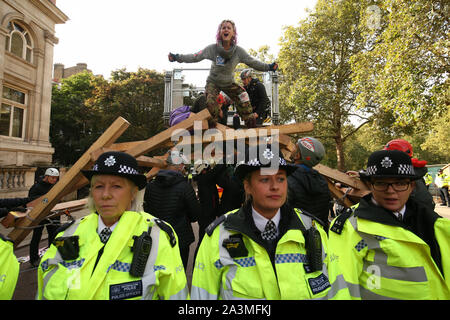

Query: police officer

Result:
[436,169,450,206]
[329,150,450,299]
[191,144,350,300]
[0,196,31,299]
[37,151,188,300]
[384,139,435,211]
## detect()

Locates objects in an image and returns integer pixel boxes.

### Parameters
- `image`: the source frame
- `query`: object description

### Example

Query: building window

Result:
[4,21,33,63]
[0,86,27,138]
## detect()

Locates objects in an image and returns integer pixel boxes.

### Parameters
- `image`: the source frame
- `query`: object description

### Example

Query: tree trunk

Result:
[335,135,346,172]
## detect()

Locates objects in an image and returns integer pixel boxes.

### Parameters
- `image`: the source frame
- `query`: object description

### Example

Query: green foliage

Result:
[87,68,165,144]
[50,71,102,166]
[50,68,166,165]
[278,0,369,171]
[351,0,449,128]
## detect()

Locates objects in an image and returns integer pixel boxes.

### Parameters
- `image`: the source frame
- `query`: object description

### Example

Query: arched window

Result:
[5,20,33,63]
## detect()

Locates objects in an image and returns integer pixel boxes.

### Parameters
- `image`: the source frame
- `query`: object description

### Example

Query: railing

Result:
[0,167,35,193]
[163,68,280,125]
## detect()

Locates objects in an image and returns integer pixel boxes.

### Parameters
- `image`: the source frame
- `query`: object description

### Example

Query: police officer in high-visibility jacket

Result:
[0,234,19,300]
[191,144,350,300]
[329,150,450,300]
[37,151,188,300]
[0,196,33,299]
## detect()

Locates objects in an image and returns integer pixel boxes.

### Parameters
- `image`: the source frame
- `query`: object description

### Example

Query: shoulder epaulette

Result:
[54,220,76,235]
[154,218,176,247]
[295,208,327,230]
[330,208,353,235]
[206,214,226,236]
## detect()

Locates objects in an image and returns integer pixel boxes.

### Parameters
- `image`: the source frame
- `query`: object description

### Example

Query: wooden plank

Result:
[127,108,211,158]
[136,155,168,168]
[326,178,355,208]
[8,117,130,247]
[313,164,369,191]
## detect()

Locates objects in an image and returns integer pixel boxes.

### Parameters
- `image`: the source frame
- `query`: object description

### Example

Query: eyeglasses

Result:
[371,181,411,192]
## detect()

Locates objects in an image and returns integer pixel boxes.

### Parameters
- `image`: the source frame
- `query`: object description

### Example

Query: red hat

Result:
[384,139,413,158]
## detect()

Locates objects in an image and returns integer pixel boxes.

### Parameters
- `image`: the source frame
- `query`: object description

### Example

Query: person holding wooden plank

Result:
[36,151,188,300]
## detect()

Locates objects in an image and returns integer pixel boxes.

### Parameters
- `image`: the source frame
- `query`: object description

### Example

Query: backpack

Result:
[169,105,192,127]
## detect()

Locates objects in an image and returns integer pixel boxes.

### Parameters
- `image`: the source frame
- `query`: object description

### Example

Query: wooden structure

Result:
[3,109,369,247]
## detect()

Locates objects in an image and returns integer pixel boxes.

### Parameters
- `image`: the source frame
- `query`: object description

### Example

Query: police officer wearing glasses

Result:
[329,150,450,300]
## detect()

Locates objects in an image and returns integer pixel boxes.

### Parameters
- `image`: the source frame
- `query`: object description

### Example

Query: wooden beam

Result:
[326,178,355,208]
[313,164,369,191]
[8,117,130,247]
[126,108,211,158]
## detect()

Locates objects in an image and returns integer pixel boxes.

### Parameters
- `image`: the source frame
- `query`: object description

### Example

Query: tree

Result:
[50,71,104,165]
[351,0,449,128]
[87,68,166,147]
[278,0,369,171]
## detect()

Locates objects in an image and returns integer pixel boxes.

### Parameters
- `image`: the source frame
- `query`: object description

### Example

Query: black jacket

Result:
[144,170,200,248]
[28,178,54,200]
[411,166,435,211]
[0,197,31,218]
[287,164,331,226]
[244,78,271,118]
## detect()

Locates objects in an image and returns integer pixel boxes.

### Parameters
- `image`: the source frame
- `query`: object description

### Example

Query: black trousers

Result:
[29,217,60,263]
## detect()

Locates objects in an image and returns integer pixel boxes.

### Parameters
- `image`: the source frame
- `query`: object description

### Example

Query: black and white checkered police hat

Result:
[81,151,147,190]
[234,143,296,181]
[359,150,419,181]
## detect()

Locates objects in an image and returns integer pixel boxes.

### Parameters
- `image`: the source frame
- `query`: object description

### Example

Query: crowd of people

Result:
[1,19,449,300]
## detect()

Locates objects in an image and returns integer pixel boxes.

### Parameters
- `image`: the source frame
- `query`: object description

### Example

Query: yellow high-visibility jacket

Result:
[37,211,188,300]
[191,204,350,300]
[0,235,19,300]
[329,196,450,300]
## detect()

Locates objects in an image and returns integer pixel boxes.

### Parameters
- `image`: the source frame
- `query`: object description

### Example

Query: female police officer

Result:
[37,151,188,300]
[190,144,350,300]
[329,150,450,299]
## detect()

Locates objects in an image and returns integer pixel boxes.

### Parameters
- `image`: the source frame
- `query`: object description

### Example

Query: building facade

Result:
[0,0,67,197]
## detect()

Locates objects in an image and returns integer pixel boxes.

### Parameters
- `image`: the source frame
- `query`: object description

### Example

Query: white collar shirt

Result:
[371,198,406,220]
[97,215,118,235]
[252,206,281,237]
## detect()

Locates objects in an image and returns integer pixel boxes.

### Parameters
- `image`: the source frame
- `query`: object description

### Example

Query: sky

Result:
[52,0,317,86]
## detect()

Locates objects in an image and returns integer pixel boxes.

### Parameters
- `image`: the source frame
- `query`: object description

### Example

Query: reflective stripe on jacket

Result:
[191,206,350,300]
[37,211,188,300]
[329,201,450,300]
[0,236,19,300]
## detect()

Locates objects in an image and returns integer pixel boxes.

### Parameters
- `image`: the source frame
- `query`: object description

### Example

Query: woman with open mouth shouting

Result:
[168,19,278,128]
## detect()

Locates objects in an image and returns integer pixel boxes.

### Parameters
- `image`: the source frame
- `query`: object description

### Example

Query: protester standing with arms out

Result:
[329,150,450,300]
[191,144,350,300]
[28,168,60,267]
[144,150,200,271]
[37,152,188,300]
[168,19,278,128]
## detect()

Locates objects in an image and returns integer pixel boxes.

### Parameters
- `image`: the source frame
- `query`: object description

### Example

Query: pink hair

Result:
[216,20,237,45]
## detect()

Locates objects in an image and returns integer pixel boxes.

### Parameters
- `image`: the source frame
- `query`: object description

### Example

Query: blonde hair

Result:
[86,175,145,213]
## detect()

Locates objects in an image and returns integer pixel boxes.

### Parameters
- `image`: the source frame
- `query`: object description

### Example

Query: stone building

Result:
[53,62,91,82]
[0,0,68,198]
